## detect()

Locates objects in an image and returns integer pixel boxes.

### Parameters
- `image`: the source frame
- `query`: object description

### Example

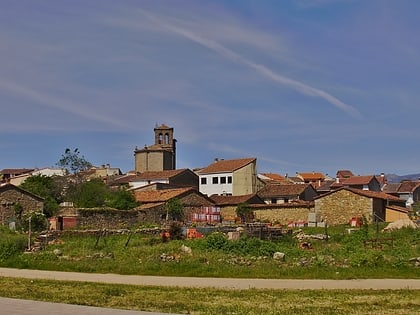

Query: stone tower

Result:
[134,124,176,172]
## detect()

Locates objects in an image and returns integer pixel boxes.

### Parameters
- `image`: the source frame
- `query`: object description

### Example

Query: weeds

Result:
[0,224,419,279]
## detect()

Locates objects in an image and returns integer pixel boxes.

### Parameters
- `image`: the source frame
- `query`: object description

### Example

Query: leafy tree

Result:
[57,148,92,175]
[106,189,138,210]
[73,178,109,208]
[235,203,254,223]
[165,198,184,221]
[20,175,60,217]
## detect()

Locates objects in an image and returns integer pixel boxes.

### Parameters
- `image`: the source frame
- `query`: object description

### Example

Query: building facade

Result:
[197,158,259,196]
[134,124,176,172]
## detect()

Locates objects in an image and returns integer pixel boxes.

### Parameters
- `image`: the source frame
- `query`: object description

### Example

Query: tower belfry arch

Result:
[134,124,176,172]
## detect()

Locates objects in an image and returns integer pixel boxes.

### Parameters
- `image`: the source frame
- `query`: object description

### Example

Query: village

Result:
[0,124,419,233]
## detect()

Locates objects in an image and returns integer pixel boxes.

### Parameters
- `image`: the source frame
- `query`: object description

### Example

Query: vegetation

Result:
[0,224,418,279]
[0,277,418,314]
[20,175,61,217]
[0,227,27,261]
[165,197,184,221]
[236,203,253,223]
[56,148,92,175]
[106,188,138,210]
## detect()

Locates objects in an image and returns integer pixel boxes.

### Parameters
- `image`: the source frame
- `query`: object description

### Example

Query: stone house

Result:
[133,187,215,224]
[0,184,44,226]
[0,168,34,184]
[251,201,314,226]
[197,157,261,196]
[209,194,265,223]
[257,183,318,204]
[331,175,381,191]
[313,187,405,226]
[296,172,325,188]
[383,180,420,206]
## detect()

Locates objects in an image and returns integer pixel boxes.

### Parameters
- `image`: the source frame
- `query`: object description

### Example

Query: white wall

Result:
[199,172,233,196]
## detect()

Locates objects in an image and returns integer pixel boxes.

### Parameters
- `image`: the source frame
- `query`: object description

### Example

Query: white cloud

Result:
[0,79,129,129]
[135,9,362,120]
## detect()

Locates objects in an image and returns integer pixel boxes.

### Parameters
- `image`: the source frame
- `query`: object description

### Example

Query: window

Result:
[212,177,218,184]
[220,177,226,184]
[201,177,207,185]
[227,176,232,184]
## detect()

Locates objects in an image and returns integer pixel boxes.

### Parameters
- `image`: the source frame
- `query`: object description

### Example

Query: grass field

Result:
[0,277,419,314]
[0,224,419,314]
[1,224,419,279]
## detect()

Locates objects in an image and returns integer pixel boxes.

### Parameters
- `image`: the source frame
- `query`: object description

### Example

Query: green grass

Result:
[0,277,419,314]
[0,224,419,279]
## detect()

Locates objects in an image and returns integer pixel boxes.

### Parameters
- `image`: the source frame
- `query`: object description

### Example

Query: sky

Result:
[1,0,419,177]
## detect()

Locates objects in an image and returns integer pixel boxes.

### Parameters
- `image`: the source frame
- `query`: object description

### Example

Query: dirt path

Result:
[1,268,419,290]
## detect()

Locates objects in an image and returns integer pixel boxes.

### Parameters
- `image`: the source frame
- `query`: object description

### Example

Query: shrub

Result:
[205,232,229,251]
[0,230,27,261]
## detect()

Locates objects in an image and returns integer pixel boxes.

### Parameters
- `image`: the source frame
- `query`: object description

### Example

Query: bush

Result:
[0,230,27,261]
[205,232,229,251]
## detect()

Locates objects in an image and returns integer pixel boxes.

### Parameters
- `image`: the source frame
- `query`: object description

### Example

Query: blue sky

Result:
[1,0,419,176]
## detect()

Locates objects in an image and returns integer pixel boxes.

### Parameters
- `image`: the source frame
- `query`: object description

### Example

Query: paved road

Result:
[0,297,180,315]
[1,267,419,290]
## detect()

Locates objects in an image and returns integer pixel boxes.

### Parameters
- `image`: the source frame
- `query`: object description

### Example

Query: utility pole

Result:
[28,215,31,251]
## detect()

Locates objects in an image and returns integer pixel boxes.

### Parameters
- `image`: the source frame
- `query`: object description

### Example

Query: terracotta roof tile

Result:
[398,181,420,193]
[382,183,400,194]
[336,170,354,178]
[134,187,193,203]
[259,173,285,181]
[342,175,376,185]
[346,188,403,201]
[209,194,263,206]
[298,172,325,180]
[197,158,256,174]
[136,169,188,180]
[257,184,310,198]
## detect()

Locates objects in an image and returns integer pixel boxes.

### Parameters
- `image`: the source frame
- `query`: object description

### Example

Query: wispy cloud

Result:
[0,79,129,129]
[136,9,362,120]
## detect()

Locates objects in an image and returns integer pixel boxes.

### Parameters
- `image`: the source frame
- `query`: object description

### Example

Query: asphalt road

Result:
[1,267,419,290]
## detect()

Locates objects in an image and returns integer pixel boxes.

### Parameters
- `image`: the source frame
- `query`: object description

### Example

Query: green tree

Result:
[236,203,254,223]
[57,148,92,175]
[73,178,109,208]
[165,198,184,221]
[20,175,60,217]
[106,189,138,210]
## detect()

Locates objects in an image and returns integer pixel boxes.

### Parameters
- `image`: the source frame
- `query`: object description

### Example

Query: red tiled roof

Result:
[210,194,263,206]
[109,174,141,185]
[260,173,285,181]
[382,183,400,194]
[398,181,420,193]
[257,184,310,198]
[346,188,403,201]
[298,172,325,180]
[134,187,194,203]
[315,187,404,202]
[136,169,188,180]
[342,175,376,185]
[336,170,354,178]
[197,158,256,174]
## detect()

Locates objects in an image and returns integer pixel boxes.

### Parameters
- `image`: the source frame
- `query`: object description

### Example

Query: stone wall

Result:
[314,189,373,225]
[0,186,44,225]
[76,208,141,229]
[252,205,312,225]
